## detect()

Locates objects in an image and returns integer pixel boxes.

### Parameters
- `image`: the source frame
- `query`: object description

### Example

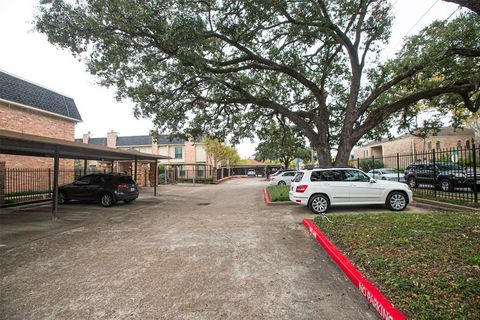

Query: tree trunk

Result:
[283,157,290,169]
[316,146,331,167]
[334,143,354,167]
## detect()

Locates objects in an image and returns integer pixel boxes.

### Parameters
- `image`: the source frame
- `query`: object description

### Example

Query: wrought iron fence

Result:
[4,168,100,204]
[351,145,480,204]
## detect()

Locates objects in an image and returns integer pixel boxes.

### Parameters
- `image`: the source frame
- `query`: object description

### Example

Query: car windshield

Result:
[117,176,134,184]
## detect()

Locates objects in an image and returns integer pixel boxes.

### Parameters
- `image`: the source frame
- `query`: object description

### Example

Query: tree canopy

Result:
[36,0,480,166]
[201,136,240,168]
[255,123,311,168]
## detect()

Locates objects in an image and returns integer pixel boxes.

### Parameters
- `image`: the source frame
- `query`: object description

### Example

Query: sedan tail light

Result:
[296,185,308,193]
[115,183,127,188]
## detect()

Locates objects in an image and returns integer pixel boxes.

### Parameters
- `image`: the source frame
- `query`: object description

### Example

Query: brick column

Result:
[149,166,156,187]
[0,161,5,204]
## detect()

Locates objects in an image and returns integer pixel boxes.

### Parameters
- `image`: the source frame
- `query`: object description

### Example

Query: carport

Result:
[0,129,169,218]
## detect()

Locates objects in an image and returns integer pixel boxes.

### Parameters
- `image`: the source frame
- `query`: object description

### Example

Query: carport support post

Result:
[52,148,59,220]
[154,159,158,196]
[83,159,87,175]
[110,160,114,173]
[134,157,138,181]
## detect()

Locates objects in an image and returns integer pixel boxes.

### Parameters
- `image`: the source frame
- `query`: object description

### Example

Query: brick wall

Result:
[0,100,76,169]
[354,134,475,160]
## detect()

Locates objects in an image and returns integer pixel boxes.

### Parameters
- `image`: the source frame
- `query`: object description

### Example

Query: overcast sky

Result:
[0,0,460,158]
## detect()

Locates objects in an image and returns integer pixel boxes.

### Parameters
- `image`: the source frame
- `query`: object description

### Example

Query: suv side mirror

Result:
[369,178,376,183]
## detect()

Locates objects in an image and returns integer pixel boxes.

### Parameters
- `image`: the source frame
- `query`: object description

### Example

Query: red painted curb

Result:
[303,219,407,320]
[263,188,271,205]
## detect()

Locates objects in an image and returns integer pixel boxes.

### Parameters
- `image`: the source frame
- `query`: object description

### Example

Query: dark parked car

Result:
[404,162,467,192]
[58,173,139,207]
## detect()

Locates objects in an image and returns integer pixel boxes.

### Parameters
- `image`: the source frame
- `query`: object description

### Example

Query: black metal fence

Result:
[351,145,480,204]
[4,168,99,204]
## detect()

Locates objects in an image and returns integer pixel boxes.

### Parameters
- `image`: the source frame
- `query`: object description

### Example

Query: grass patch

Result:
[267,185,290,202]
[313,212,480,319]
[6,189,52,197]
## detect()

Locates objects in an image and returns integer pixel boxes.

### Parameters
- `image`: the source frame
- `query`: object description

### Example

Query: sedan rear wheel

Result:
[387,191,407,211]
[100,193,114,207]
[278,180,286,185]
[309,194,329,214]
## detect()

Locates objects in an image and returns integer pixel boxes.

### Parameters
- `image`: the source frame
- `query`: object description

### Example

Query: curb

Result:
[215,175,251,184]
[263,188,271,204]
[303,219,407,320]
[412,198,480,212]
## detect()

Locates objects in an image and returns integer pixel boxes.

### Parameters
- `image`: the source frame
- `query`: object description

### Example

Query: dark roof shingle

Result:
[117,135,152,146]
[0,70,82,121]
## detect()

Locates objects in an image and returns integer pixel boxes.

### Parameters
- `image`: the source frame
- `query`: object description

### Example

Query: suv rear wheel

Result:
[386,191,407,211]
[100,193,115,207]
[58,191,68,204]
[278,181,286,185]
[439,179,454,192]
[407,176,418,188]
[309,194,330,214]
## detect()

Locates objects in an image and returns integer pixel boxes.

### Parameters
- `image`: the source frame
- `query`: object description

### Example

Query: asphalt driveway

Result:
[1,179,378,319]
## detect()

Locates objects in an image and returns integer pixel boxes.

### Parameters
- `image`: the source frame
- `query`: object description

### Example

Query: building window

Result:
[174,147,183,159]
[436,141,441,150]
[197,164,204,177]
[457,140,462,150]
[179,165,185,177]
[427,141,432,151]
[466,140,471,149]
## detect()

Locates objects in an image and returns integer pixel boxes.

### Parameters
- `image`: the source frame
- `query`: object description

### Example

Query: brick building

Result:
[79,132,214,184]
[0,70,82,168]
[353,127,475,166]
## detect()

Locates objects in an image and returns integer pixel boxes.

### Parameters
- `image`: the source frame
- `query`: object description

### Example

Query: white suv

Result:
[289,168,413,214]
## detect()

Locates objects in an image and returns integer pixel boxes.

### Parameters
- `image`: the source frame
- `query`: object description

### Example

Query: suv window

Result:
[77,175,95,184]
[117,176,134,184]
[283,172,296,176]
[344,170,370,182]
[293,172,304,182]
[311,170,345,182]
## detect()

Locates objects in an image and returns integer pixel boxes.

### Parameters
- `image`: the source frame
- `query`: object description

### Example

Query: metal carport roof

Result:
[0,129,169,161]
[0,129,170,218]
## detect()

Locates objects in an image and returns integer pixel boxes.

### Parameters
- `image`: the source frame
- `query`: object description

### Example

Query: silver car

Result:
[367,168,405,183]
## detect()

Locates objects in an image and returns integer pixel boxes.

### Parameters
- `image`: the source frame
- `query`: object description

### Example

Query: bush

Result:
[359,159,384,172]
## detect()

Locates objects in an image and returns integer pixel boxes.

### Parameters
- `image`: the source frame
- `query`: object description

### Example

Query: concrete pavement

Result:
[1,178,379,319]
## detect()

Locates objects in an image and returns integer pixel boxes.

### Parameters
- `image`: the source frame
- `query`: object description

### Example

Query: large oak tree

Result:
[36,0,480,166]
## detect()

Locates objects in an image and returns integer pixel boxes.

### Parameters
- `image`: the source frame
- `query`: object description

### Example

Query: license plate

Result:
[130,187,135,191]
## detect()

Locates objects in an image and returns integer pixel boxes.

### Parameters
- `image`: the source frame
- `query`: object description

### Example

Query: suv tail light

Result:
[115,183,127,188]
[296,185,308,193]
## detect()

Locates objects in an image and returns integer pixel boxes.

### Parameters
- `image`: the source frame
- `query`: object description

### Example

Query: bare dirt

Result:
[1,178,382,319]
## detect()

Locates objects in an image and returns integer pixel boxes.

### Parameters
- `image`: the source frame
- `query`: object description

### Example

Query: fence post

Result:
[371,155,375,178]
[432,149,437,198]
[473,144,478,203]
[357,158,360,169]
[396,153,400,182]
[0,162,5,205]
[48,168,52,193]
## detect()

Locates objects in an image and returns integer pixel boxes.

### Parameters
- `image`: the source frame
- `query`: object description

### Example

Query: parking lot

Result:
[0,178,410,319]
